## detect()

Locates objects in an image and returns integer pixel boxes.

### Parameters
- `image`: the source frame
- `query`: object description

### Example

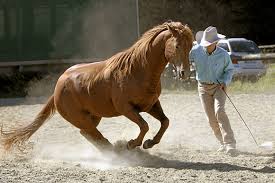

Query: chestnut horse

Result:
[1,21,193,152]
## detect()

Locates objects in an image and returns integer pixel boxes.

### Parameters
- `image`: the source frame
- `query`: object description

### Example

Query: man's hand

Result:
[219,83,226,91]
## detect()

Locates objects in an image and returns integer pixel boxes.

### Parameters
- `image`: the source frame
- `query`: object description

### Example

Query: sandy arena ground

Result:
[0,92,274,182]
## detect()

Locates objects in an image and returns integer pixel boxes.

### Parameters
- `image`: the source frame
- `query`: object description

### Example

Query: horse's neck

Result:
[130,30,169,91]
[148,54,167,80]
[143,42,168,91]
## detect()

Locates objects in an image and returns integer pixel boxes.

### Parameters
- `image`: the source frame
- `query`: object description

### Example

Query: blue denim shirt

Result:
[189,44,234,85]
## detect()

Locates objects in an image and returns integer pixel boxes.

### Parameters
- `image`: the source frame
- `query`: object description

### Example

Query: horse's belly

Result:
[84,97,120,117]
[136,99,158,112]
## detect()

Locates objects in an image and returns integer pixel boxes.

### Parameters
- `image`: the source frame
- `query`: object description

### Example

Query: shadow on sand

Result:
[130,151,274,173]
[112,141,275,173]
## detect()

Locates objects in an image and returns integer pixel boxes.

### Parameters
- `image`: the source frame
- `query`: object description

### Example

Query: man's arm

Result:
[223,53,234,86]
[189,48,195,63]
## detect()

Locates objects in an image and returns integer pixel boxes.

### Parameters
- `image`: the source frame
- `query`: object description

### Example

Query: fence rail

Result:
[259,44,275,53]
[0,58,100,67]
[0,58,101,75]
[237,53,275,62]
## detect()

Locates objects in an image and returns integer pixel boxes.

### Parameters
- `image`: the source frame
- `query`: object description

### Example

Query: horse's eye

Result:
[174,42,179,49]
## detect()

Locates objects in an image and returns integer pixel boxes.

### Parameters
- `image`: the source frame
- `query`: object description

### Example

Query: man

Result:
[189,26,237,155]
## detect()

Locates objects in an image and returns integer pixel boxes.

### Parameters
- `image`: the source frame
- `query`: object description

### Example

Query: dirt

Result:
[0,93,274,183]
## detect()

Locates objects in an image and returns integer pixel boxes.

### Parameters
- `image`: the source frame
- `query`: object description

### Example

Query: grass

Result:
[229,63,275,94]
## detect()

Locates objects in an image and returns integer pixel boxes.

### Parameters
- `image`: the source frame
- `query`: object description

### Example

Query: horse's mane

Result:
[97,21,192,81]
[103,23,168,80]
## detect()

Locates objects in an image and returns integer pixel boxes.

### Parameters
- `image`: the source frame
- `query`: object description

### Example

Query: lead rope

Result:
[217,80,259,146]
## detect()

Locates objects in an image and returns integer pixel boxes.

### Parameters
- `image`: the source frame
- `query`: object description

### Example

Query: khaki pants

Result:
[198,83,236,146]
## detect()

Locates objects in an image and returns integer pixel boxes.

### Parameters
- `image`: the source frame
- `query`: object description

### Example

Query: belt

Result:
[199,81,215,85]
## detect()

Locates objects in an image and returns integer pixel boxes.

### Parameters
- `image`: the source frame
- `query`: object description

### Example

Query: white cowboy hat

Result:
[195,26,225,47]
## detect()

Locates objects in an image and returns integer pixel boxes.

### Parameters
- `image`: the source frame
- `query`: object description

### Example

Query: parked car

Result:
[217,38,267,79]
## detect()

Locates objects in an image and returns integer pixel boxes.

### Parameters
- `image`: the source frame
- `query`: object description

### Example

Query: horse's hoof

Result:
[127,139,136,150]
[143,139,155,149]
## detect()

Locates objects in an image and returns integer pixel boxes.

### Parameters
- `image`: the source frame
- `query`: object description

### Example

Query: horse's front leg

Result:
[123,107,149,150]
[144,100,169,149]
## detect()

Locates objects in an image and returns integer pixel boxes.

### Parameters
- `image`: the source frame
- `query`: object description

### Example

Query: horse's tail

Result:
[1,95,56,151]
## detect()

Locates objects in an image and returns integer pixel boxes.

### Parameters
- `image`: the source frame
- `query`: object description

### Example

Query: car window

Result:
[229,41,260,53]
[217,42,230,52]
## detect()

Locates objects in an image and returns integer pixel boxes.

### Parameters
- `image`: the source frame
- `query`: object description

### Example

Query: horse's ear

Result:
[184,24,191,30]
[167,24,179,37]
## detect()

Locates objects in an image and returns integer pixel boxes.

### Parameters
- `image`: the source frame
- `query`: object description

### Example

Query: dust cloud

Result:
[51,0,137,59]
[32,140,166,170]
[25,1,138,98]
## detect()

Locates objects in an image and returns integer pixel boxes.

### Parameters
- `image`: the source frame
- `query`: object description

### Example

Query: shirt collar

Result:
[202,46,218,56]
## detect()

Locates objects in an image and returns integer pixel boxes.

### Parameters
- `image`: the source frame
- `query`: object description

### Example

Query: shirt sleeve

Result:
[189,49,195,63]
[223,53,234,85]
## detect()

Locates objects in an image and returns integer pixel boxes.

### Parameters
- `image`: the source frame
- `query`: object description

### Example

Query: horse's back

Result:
[54,61,120,118]
[66,61,105,73]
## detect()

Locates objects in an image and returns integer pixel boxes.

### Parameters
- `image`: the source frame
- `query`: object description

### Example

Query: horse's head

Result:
[164,22,193,80]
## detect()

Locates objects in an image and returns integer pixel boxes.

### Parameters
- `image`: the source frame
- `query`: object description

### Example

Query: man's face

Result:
[206,42,217,53]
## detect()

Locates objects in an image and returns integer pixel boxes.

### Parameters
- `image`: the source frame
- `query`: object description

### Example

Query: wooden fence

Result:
[0,58,100,75]
[238,53,275,63]
[259,44,275,53]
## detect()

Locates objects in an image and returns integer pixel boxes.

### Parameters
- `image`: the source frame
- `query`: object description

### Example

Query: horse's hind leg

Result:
[61,109,113,153]
[78,115,113,153]
[80,128,113,153]
[144,100,169,149]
